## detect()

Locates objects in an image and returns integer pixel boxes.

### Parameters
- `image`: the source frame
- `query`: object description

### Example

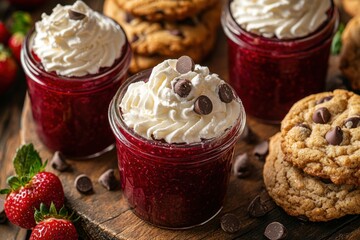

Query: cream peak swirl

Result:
[120,59,241,144]
[230,0,331,39]
[33,0,125,77]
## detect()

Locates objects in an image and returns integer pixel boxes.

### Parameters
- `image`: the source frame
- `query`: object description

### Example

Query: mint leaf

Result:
[13,144,42,178]
[331,23,344,55]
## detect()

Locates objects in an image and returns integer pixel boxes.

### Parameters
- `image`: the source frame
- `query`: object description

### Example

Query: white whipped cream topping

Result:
[230,0,331,39]
[33,0,125,77]
[120,59,241,144]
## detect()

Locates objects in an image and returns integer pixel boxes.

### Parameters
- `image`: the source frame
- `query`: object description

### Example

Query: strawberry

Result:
[0,21,10,45]
[0,144,65,229]
[8,32,24,62]
[0,44,17,95]
[8,11,33,62]
[30,203,78,240]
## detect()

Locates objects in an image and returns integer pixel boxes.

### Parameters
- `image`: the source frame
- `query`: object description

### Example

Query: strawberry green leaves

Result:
[13,143,46,178]
[0,144,47,193]
[34,202,78,224]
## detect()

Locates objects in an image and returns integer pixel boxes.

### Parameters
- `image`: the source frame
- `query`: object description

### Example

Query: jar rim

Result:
[21,16,131,87]
[109,68,246,160]
[222,0,339,51]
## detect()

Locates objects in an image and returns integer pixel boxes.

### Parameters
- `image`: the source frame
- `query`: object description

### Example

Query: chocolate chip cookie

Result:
[340,15,360,90]
[343,0,360,17]
[264,133,360,222]
[104,0,220,58]
[114,0,218,21]
[281,89,360,185]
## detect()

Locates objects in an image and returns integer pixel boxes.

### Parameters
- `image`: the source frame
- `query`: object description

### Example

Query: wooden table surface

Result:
[1,1,359,239]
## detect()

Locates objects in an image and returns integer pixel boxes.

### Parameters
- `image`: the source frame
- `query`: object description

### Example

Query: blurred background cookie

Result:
[113,0,218,21]
[104,0,221,73]
[342,0,360,17]
[340,15,360,90]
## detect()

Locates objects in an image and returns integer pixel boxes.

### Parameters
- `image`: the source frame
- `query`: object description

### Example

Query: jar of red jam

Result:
[222,0,339,123]
[109,69,246,229]
[21,27,131,158]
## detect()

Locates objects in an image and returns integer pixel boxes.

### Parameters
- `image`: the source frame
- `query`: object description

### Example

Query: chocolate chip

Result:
[75,174,93,194]
[315,96,333,105]
[169,29,184,38]
[176,55,195,74]
[319,177,332,184]
[220,213,241,234]
[218,83,234,103]
[248,195,270,217]
[68,10,86,20]
[51,151,70,172]
[264,222,287,240]
[253,141,269,161]
[325,126,343,145]
[98,169,118,191]
[125,12,135,23]
[174,79,192,97]
[0,198,6,224]
[344,116,360,129]
[131,35,139,43]
[312,107,331,124]
[233,153,251,178]
[194,95,212,115]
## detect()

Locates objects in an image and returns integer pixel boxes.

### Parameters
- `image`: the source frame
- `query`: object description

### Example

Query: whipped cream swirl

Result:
[230,0,331,39]
[120,59,241,144]
[33,0,125,77]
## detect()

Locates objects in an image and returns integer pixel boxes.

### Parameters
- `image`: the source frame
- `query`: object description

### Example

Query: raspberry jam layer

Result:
[109,70,246,228]
[22,31,131,157]
[222,3,338,123]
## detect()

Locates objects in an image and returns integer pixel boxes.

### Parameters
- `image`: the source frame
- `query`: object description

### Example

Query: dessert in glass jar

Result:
[109,56,246,228]
[222,0,338,123]
[21,1,131,157]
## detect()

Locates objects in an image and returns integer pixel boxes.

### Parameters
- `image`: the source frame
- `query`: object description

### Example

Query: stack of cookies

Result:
[263,89,360,222]
[103,0,221,73]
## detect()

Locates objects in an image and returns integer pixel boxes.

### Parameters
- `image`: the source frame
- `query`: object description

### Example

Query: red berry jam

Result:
[21,29,131,157]
[222,1,338,123]
[109,69,246,228]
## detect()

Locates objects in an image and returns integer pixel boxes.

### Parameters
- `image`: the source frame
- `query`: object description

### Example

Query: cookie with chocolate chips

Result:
[281,89,360,185]
[264,133,360,222]
[103,0,220,73]
[114,0,218,21]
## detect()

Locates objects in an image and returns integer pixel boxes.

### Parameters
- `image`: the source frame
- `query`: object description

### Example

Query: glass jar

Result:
[109,69,246,229]
[222,0,339,123]
[21,25,131,158]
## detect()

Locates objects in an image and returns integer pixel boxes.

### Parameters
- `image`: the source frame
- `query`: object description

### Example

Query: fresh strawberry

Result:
[0,144,65,229]
[7,11,32,62]
[8,32,24,62]
[0,21,10,45]
[30,203,78,240]
[0,44,17,95]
